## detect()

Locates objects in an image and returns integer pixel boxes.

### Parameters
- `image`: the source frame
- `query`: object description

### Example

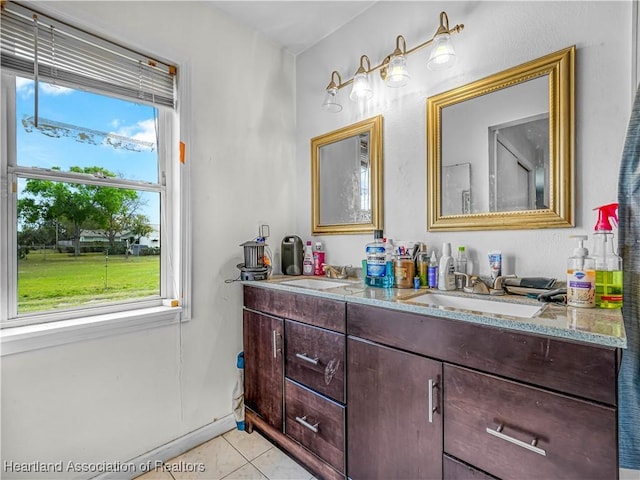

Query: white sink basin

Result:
[406,293,543,318]
[279,278,351,290]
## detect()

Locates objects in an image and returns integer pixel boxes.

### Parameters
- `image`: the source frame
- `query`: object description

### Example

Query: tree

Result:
[85,167,144,249]
[20,174,95,256]
[129,214,154,245]
[18,166,151,256]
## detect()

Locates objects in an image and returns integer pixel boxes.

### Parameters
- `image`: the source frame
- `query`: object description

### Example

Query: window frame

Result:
[0,71,185,330]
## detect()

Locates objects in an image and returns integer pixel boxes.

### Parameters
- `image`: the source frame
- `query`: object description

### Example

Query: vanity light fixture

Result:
[383,35,410,87]
[322,71,343,112]
[349,55,373,101]
[427,12,457,70]
[322,10,464,112]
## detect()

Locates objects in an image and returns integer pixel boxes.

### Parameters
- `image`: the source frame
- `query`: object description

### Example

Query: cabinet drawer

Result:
[285,379,345,474]
[347,303,618,405]
[443,454,497,479]
[443,364,617,480]
[285,320,345,402]
[245,286,345,332]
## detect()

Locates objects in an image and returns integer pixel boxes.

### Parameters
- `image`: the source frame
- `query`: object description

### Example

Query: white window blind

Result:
[0,1,176,108]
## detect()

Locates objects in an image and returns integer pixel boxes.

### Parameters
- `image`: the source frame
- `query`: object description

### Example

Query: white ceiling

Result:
[210,1,377,55]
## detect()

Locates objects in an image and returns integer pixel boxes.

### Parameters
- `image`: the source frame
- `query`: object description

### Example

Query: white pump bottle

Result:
[438,243,456,291]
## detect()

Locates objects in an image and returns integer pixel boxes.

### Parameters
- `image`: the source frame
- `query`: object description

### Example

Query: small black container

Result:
[281,235,304,275]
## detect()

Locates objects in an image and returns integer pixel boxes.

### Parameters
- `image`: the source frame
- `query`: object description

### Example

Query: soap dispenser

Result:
[567,235,595,308]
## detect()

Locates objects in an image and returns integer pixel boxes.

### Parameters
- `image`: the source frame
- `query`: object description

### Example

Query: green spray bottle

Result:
[592,203,623,308]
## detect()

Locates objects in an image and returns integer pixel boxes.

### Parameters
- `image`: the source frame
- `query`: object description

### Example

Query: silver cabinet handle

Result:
[295,352,319,365]
[428,379,438,423]
[272,330,280,358]
[295,415,319,433]
[486,424,547,456]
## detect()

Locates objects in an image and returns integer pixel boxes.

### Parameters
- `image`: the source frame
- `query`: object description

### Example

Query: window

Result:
[1,2,183,328]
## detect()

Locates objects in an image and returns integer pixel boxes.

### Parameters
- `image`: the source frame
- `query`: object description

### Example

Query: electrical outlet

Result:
[258,223,270,239]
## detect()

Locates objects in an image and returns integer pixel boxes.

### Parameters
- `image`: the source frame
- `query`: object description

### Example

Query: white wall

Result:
[296,1,632,279]
[1,1,295,477]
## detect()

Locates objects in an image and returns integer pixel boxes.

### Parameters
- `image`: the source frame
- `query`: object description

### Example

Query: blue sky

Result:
[16,77,160,225]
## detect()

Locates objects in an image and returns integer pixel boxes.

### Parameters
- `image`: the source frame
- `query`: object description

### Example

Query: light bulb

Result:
[427,33,457,70]
[385,54,410,87]
[350,71,373,101]
[322,87,342,113]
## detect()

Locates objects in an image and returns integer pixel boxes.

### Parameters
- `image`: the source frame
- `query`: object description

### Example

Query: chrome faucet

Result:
[463,275,490,295]
[454,272,472,290]
[462,274,517,295]
[490,275,517,295]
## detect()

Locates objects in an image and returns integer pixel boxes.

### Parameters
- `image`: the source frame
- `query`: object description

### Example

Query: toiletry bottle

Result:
[455,246,467,289]
[428,251,438,288]
[417,244,429,287]
[313,241,325,276]
[365,230,386,287]
[383,238,395,288]
[438,243,456,291]
[567,235,596,308]
[592,203,623,308]
[303,241,314,276]
[488,250,502,284]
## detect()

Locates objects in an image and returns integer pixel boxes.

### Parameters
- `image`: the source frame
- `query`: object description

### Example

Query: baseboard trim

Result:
[92,414,236,480]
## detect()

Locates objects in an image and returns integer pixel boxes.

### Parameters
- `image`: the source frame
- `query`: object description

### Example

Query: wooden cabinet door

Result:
[347,336,443,480]
[243,309,284,430]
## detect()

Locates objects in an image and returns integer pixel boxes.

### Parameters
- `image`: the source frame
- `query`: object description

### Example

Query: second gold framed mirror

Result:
[427,46,575,231]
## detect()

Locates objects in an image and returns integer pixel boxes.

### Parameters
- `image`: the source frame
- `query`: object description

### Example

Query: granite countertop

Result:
[243,276,627,349]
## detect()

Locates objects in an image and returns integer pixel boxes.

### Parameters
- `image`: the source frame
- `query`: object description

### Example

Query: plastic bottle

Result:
[313,241,325,276]
[592,203,623,308]
[302,241,314,276]
[365,230,387,287]
[417,244,429,287]
[428,251,438,288]
[455,246,467,289]
[383,238,395,288]
[438,242,456,291]
[567,235,596,308]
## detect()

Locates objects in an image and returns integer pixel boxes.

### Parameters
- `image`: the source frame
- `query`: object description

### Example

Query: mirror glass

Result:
[312,115,383,234]
[427,46,575,231]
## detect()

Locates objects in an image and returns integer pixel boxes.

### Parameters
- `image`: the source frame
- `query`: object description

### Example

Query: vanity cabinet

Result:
[244,285,621,480]
[347,302,620,480]
[243,285,346,480]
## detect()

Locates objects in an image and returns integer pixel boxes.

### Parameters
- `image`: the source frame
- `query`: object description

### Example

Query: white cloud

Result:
[40,83,73,96]
[14,78,73,98]
[112,118,157,145]
[16,78,34,99]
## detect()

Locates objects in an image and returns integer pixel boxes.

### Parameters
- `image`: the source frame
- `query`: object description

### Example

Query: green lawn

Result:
[18,250,160,313]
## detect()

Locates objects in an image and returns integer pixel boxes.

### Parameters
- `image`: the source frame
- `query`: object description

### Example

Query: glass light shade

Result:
[349,71,373,101]
[322,87,342,113]
[427,33,457,70]
[385,54,410,87]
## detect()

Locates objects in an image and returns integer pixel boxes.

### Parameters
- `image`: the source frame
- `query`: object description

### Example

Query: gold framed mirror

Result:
[311,115,383,235]
[427,46,575,231]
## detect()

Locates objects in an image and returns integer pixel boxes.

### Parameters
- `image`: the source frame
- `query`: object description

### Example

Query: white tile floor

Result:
[135,429,315,480]
[136,428,640,480]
